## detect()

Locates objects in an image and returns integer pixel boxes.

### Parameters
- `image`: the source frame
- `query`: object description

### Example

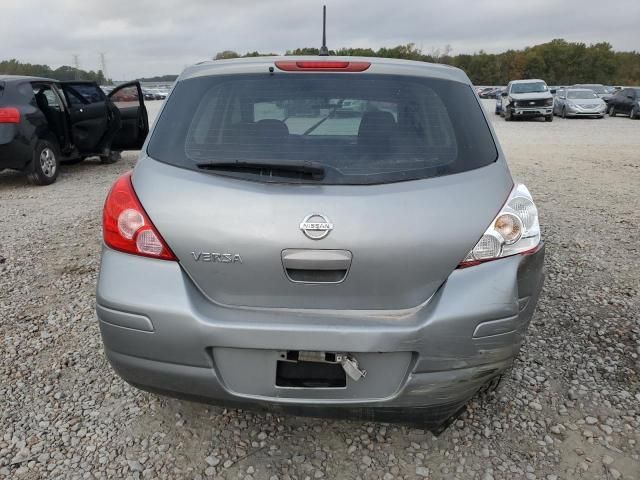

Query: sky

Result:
[1,0,639,80]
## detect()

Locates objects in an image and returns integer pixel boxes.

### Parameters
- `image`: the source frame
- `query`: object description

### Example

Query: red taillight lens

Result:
[0,107,20,124]
[102,172,176,261]
[275,61,371,72]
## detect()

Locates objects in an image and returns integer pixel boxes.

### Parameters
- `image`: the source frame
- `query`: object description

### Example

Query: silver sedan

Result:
[553,88,607,118]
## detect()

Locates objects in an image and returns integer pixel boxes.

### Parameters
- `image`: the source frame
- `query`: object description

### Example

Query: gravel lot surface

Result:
[1,99,638,479]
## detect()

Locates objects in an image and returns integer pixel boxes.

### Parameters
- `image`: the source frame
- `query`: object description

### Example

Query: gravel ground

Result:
[0,99,638,480]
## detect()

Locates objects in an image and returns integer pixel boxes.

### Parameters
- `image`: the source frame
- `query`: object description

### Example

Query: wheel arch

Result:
[25,125,61,170]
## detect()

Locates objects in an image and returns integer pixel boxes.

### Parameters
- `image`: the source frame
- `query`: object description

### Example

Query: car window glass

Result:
[148,74,498,185]
[589,85,605,94]
[110,85,139,109]
[32,84,62,109]
[45,89,60,107]
[44,89,59,106]
[185,77,457,164]
[66,84,105,104]
[253,100,399,137]
[567,90,597,99]
[511,82,547,94]
[65,88,87,106]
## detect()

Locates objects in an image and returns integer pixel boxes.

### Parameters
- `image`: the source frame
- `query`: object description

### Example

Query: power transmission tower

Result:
[99,52,108,84]
[72,54,80,80]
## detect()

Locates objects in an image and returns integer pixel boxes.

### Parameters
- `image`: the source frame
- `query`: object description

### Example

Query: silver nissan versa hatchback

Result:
[96,56,545,431]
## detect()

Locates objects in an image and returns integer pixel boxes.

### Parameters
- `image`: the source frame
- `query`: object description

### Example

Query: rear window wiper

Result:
[196,160,325,181]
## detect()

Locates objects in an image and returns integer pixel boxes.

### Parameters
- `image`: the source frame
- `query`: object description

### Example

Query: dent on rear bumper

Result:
[96,244,544,408]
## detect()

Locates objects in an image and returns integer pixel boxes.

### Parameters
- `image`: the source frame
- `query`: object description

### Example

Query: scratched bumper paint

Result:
[96,243,544,420]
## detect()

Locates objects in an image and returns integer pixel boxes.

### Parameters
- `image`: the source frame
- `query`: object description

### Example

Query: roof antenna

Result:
[319,5,329,56]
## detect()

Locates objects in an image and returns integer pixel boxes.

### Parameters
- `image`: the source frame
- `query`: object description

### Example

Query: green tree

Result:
[0,59,107,83]
[214,50,240,60]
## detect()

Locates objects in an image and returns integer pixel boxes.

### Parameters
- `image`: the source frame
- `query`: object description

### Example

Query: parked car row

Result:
[551,85,639,119]
[101,85,170,101]
[477,86,503,99]
[142,88,169,101]
[490,79,639,121]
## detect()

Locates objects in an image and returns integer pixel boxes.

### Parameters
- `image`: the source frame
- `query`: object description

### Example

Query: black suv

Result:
[0,76,149,185]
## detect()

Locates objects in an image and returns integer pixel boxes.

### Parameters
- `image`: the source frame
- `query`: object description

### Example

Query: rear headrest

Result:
[357,111,397,150]
[253,119,289,141]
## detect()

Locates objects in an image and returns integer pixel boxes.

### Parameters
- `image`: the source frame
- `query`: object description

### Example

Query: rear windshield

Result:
[148,73,498,185]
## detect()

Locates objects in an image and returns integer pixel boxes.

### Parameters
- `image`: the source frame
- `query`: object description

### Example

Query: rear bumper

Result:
[107,349,510,427]
[0,125,32,170]
[96,244,545,421]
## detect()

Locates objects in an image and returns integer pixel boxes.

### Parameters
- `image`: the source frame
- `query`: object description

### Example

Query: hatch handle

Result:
[281,249,352,271]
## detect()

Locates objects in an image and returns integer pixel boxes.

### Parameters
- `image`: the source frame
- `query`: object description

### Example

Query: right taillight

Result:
[458,184,541,268]
[0,107,20,124]
[102,172,176,261]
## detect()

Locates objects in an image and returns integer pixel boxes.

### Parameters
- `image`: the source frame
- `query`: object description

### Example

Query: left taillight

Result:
[102,172,176,261]
[0,107,20,124]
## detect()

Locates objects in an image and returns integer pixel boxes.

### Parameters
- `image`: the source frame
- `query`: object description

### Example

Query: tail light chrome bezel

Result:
[458,183,541,268]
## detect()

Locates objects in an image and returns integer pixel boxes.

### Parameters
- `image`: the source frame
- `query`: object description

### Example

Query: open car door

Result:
[107,81,149,150]
[60,81,110,153]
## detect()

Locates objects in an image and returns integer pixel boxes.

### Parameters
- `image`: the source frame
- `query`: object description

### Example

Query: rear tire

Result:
[561,107,567,119]
[100,151,121,164]
[608,105,616,117]
[27,139,60,186]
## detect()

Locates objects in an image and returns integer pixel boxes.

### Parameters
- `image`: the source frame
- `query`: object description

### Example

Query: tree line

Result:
[217,39,640,86]
[0,59,107,84]
[2,39,638,86]
[137,74,179,83]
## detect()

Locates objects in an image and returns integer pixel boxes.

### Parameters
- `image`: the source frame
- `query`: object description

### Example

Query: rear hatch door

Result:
[133,67,512,310]
[134,157,512,310]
